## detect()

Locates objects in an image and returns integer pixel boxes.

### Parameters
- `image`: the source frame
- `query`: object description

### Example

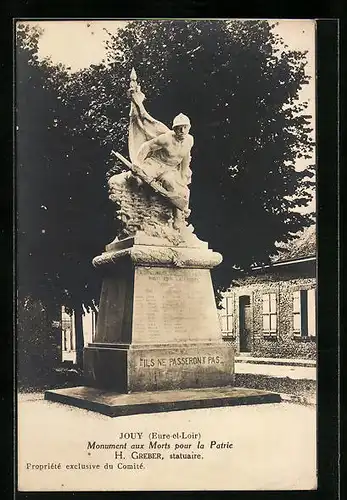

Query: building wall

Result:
[219,276,316,359]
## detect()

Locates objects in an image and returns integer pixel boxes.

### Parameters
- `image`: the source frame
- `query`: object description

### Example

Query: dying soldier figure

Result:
[134,113,194,228]
[125,69,194,229]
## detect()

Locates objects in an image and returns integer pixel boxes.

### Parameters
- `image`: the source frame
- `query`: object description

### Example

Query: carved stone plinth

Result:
[84,343,234,393]
[83,236,235,393]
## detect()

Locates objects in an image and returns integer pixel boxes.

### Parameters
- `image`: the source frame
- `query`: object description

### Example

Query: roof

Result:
[272,225,316,264]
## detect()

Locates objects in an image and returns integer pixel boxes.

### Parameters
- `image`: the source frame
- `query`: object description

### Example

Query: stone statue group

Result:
[109,69,196,242]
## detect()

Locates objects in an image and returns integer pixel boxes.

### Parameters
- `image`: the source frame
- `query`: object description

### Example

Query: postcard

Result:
[16,18,318,492]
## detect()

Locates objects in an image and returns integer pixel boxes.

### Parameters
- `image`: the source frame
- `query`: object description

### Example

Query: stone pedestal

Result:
[83,233,235,393]
[45,233,281,415]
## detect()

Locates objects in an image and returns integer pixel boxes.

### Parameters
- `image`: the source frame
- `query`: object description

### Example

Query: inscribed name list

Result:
[132,267,221,343]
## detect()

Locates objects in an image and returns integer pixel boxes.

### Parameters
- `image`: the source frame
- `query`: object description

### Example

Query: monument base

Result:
[44,235,282,415]
[83,341,234,393]
[45,386,281,417]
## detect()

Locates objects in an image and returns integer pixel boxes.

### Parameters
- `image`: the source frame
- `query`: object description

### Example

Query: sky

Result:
[19,19,316,214]
[23,20,315,95]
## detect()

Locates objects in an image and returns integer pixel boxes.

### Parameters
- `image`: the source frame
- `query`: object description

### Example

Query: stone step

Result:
[45,386,282,418]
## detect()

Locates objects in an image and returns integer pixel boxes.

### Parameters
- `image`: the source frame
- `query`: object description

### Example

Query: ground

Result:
[236,362,316,379]
[17,394,317,491]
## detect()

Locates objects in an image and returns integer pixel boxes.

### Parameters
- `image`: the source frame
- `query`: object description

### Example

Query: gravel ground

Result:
[235,363,316,380]
[17,395,317,492]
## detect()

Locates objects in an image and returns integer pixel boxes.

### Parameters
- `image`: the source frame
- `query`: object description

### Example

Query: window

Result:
[293,289,316,338]
[82,308,98,344]
[293,291,301,332]
[262,293,277,337]
[61,306,76,362]
[219,296,234,336]
[92,310,97,341]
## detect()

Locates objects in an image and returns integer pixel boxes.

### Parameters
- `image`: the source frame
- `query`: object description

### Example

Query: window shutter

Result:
[270,293,277,313]
[262,294,270,313]
[293,291,301,313]
[270,314,277,332]
[263,315,270,331]
[307,289,316,337]
[293,291,301,333]
[219,295,233,335]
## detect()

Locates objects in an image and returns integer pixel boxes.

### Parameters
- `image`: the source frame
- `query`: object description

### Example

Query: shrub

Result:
[17,297,62,390]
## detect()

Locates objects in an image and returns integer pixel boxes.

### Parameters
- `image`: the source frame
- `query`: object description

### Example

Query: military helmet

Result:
[172,113,191,128]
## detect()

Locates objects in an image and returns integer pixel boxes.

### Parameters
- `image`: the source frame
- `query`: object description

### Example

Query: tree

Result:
[17,24,113,308]
[17,296,61,389]
[16,24,114,369]
[75,19,315,290]
[17,20,315,324]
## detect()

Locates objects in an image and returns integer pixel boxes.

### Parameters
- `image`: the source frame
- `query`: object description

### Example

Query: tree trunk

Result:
[74,307,84,370]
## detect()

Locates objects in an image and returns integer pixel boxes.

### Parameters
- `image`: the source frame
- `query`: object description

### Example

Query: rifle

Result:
[111,151,187,211]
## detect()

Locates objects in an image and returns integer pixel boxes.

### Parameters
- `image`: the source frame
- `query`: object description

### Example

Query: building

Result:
[218,225,316,359]
[60,226,316,363]
[61,306,97,363]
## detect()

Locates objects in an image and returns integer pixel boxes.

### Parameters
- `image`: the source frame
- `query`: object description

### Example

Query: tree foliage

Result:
[17,296,61,388]
[17,20,315,310]
[16,23,114,313]
[83,21,315,288]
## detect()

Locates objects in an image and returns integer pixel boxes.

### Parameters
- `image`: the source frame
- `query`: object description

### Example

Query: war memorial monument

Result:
[45,70,280,416]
